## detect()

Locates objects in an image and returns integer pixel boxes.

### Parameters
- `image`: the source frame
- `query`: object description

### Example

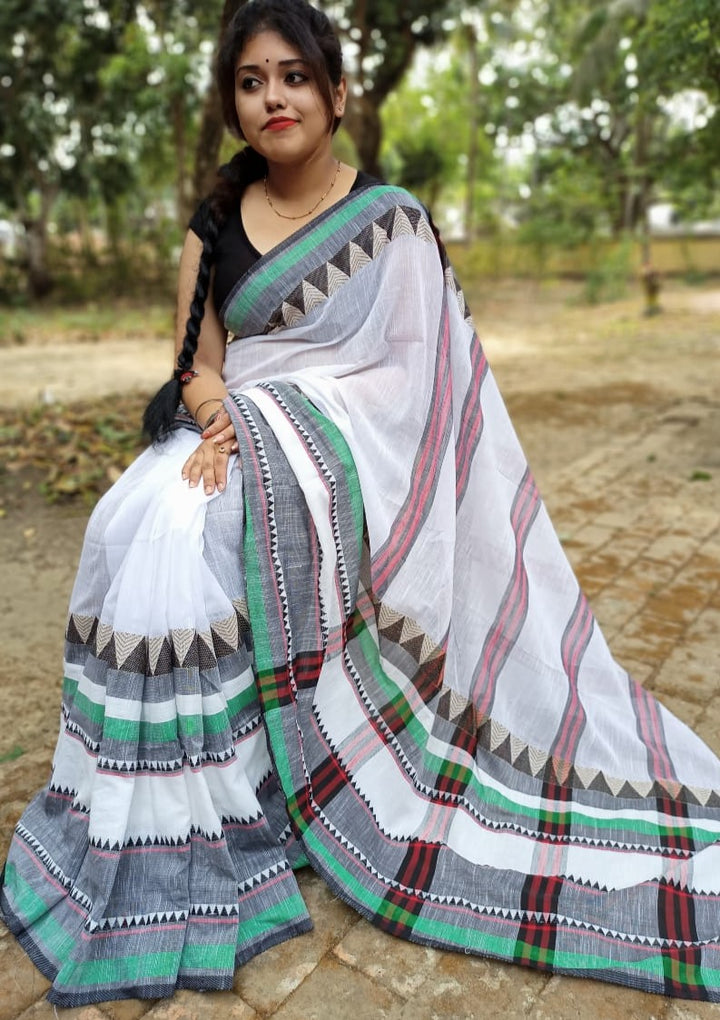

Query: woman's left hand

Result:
[181,406,239,494]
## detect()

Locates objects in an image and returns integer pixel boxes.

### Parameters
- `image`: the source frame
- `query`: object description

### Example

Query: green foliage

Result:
[0,300,172,344]
[0,0,134,211]
[517,153,609,253]
[0,745,25,763]
[323,0,517,172]
[532,0,720,233]
[380,50,478,210]
[641,0,720,102]
[1,0,718,302]
[0,0,221,297]
[583,239,632,304]
[328,1,461,104]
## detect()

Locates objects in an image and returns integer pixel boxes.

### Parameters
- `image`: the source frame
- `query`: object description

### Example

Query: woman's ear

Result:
[334,77,347,118]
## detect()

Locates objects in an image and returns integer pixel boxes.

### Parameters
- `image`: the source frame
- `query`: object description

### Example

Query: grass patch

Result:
[0,745,25,763]
[0,301,173,346]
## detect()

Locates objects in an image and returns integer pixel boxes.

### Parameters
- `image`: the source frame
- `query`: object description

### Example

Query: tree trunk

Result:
[190,0,245,210]
[173,93,191,227]
[343,93,383,178]
[464,25,480,242]
[635,108,652,261]
[21,184,56,300]
[191,82,226,208]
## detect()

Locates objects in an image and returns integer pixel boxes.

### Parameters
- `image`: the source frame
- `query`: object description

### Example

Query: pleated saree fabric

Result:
[3,184,720,1005]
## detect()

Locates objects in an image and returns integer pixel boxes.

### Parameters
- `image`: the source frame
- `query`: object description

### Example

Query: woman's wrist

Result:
[193,397,225,429]
[202,407,224,430]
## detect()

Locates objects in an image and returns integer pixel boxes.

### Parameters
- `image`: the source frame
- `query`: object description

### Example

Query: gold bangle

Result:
[194,397,224,424]
[201,408,226,430]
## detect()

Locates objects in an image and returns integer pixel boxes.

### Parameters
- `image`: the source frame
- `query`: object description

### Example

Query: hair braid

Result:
[143,0,341,443]
[142,148,266,443]
[176,216,219,378]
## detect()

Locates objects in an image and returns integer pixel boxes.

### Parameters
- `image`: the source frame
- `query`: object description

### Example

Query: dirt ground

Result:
[1,276,718,822]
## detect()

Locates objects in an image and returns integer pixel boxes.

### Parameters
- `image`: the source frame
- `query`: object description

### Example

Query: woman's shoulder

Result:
[351,174,427,212]
[348,179,431,236]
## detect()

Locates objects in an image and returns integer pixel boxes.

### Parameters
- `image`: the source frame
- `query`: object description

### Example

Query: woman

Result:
[3,0,720,1006]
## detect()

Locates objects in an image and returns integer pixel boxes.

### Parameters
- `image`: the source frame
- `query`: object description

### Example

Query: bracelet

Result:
[201,408,225,430]
[194,397,224,424]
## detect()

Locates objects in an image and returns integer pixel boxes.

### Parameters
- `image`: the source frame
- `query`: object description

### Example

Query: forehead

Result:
[236,29,305,69]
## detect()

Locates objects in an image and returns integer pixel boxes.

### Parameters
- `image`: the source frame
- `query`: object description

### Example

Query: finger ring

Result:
[218,446,226,454]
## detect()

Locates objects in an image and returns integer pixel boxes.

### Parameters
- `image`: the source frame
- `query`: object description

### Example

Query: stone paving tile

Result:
[385,953,548,1019]
[143,991,257,1020]
[0,936,51,1020]
[611,616,687,667]
[269,956,401,1020]
[643,533,706,570]
[532,973,671,1020]
[333,922,442,999]
[232,869,359,1014]
[15,1004,107,1020]
[665,1002,720,1020]
[612,559,682,595]
[684,607,720,643]
[592,509,643,530]
[649,643,720,707]
[644,583,714,628]
[695,702,720,757]
[98,999,156,1020]
[704,543,720,572]
[558,523,618,554]
[653,692,705,733]
[676,554,720,598]
[0,750,54,860]
[576,548,642,584]
[615,658,658,687]
[583,586,650,632]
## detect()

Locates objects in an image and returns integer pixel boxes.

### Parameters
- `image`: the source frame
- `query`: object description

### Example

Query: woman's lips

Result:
[265,118,297,131]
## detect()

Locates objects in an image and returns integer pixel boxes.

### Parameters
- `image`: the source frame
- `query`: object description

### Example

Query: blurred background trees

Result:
[1,0,717,301]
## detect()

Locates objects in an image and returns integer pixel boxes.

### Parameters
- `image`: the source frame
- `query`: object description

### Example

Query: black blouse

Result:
[189,170,377,313]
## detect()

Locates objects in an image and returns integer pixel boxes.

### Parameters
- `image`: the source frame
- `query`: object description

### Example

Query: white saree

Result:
[3,184,720,1005]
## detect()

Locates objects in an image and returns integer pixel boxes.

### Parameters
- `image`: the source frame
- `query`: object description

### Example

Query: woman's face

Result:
[234,30,345,164]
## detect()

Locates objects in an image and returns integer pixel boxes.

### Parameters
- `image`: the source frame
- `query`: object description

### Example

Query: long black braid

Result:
[142,0,344,442]
[142,148,267,442]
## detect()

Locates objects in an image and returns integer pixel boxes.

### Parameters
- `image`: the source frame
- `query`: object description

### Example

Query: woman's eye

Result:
[240,75,261,90]
[286,71,309,85]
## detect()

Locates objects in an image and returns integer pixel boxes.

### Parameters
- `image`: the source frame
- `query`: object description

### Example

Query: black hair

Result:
[143,0,343,442]
[218,0,343,138]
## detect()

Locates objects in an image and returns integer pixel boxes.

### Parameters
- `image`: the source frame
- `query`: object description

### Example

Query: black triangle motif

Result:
[329,244,352,278]
[306,262,329,297]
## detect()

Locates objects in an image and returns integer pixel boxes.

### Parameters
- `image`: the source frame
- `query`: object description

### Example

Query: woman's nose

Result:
[264,77,286,110]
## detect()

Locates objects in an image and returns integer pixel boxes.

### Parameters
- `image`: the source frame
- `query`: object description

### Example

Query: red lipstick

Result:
[265,117,297,131]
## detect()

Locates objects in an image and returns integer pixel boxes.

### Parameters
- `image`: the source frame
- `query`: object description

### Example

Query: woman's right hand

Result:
[182,424,238,495]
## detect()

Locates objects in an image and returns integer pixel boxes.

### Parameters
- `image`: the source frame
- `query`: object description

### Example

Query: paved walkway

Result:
[1,396,719,1020]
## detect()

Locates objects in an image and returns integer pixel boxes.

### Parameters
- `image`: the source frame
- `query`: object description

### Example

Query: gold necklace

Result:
[264,160,342,221]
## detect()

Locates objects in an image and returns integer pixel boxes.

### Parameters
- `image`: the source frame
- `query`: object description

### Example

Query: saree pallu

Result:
[3,184,720,1005]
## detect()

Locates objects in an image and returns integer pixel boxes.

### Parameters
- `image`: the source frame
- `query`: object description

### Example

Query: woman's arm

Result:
[175,229,238,494]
